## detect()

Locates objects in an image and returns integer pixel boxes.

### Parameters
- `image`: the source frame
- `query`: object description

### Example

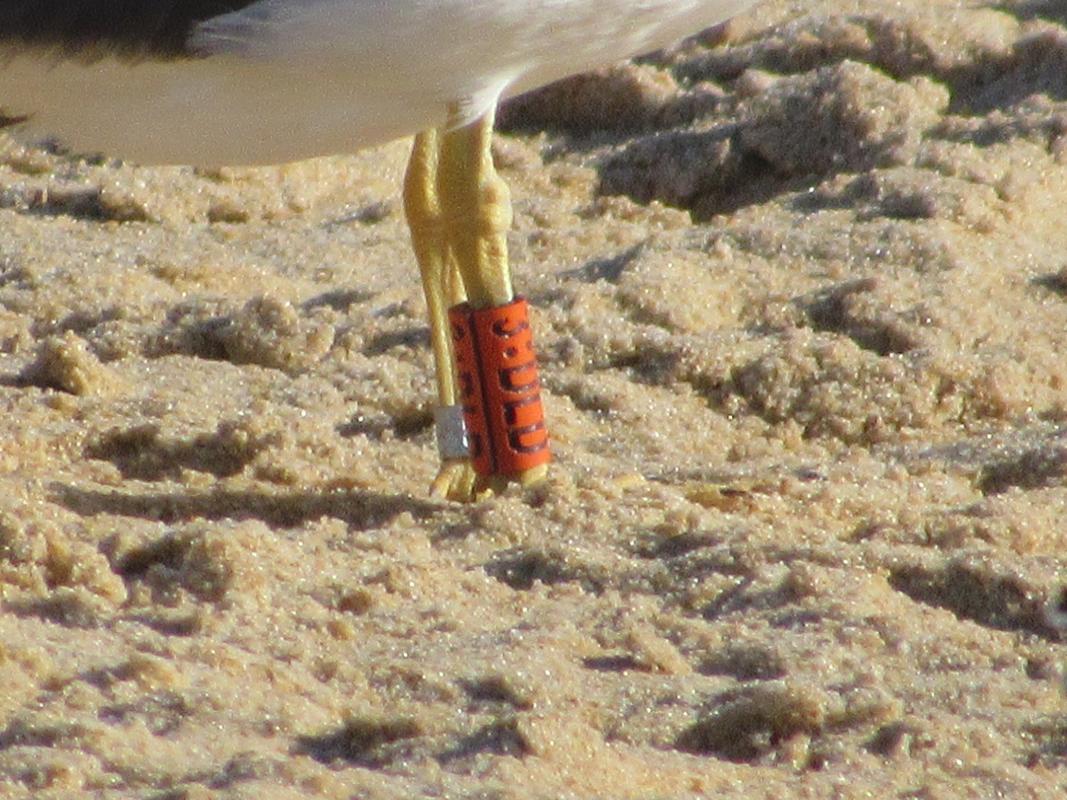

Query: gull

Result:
[0,0,758,500]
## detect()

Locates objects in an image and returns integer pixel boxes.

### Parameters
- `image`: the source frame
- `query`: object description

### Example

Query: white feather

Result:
[0,0,756,165]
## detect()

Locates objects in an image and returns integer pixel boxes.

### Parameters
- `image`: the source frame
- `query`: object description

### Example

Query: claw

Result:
[430,460,548,502]
[430,458,479,501]
[517,463,549,488]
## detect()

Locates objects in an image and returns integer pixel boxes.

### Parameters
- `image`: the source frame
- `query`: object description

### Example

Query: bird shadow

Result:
[50,482,443,530]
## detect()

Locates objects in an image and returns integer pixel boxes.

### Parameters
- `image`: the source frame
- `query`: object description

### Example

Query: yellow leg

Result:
[403,130,477,500]
[436,108,514,307]
[403,105,549,500]
[437,106,549,494]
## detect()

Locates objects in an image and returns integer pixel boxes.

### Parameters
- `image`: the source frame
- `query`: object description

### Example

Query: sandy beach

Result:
[0,0,1064,796]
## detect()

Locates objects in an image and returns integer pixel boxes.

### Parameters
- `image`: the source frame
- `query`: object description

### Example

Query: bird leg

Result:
[403,128,478,501]
[435,107,514,308]
[436,106,549,495]
[403,106,549,500]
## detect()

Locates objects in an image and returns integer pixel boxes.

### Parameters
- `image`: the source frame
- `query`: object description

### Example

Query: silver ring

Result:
[434,405,470,460]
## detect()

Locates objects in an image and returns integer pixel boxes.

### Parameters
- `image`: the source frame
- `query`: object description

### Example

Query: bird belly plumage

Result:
[0,0,756,164]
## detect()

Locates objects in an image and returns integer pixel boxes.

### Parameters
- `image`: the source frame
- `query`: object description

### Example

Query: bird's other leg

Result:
[403,129,477,500]
[437,107,513,308]
[437,106,549,495]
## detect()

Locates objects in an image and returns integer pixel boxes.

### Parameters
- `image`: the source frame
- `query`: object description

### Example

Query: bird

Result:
[0,0,759,500]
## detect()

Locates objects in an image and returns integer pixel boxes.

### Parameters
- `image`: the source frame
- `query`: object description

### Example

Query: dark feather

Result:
[0,110,28,127]
[0,0,263,61]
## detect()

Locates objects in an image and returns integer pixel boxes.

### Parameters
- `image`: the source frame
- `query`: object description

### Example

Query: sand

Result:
[0,0,1065,797]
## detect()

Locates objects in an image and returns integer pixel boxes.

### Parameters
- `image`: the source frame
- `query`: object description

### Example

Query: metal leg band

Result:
[434,404,470,461]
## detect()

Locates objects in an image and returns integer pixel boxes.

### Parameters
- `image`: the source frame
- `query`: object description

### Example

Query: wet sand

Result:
[0,0,1065,797]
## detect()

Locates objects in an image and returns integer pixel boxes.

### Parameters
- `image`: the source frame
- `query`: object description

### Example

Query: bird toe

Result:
[430,459,480,502]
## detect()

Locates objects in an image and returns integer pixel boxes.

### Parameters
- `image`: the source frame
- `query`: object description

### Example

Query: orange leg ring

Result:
[448,297,550,476]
